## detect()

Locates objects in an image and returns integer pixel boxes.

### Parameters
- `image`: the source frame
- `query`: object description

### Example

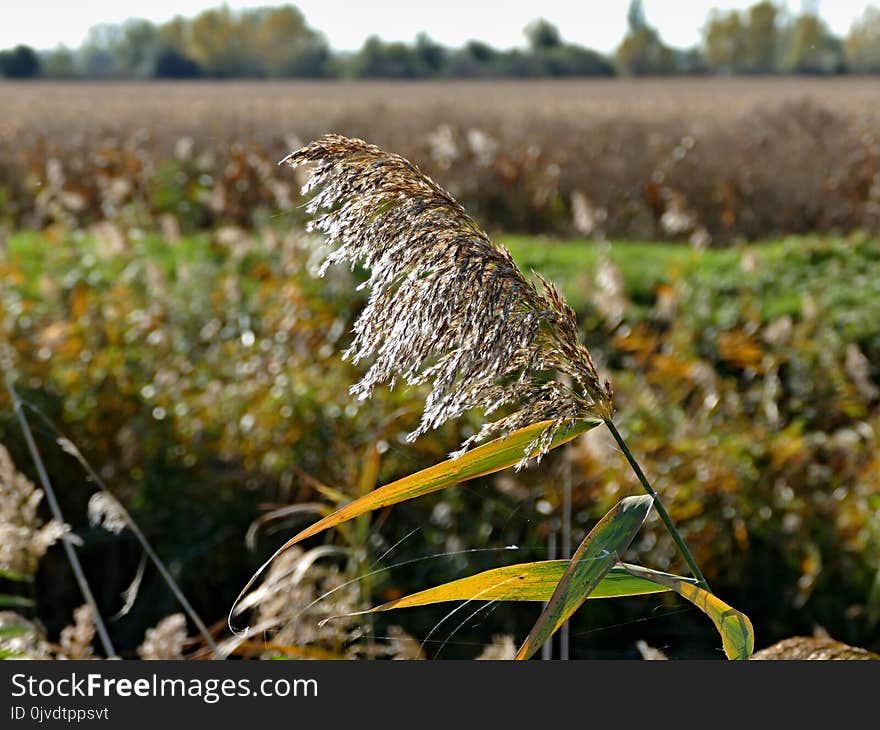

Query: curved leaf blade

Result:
[515,495,653,660]
[0,594,34,609]
[341,562,691,615]
[622,564,754,660]
[231,418,600,631]
[288,419,598,546]
[0,567,32,582]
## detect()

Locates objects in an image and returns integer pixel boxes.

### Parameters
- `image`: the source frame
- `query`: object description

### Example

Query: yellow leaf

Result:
[230,418,600,631]
[327,562,690,617]
[622,564,754,660]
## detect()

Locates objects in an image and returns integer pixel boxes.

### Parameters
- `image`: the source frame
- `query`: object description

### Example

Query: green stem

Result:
[604,418,710,591]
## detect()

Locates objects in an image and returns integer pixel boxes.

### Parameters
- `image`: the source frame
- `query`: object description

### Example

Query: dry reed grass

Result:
[3,79,880,241]
[286,134,613,462]
[0,443,68,576]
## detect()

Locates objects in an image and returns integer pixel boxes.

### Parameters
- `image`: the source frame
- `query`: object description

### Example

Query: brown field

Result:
[5,77,880,124]
[3,78,880,241]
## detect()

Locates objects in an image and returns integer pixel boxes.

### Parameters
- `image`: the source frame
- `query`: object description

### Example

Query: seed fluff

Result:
[282,134,614,463]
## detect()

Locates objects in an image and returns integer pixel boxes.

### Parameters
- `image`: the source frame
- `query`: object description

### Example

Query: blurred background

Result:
[2,0,880,660]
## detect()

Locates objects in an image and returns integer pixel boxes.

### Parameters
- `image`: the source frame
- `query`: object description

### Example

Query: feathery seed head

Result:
[0,444,69,576]
[283,134,613,463]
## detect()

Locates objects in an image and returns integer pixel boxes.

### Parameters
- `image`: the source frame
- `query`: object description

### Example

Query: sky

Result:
[0,1,875,53]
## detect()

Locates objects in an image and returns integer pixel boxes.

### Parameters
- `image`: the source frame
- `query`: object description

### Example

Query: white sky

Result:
[0,1,874,53]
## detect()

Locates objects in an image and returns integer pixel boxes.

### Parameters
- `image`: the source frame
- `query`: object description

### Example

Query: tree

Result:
[445,40,499,76]
[13,0,874,81]
[628,0,648,32]
[745,1,779,73]
[154,6,329,78]
[116,19,163,77]
[523,19,613,77]
[846,6,880,73]
[616,0,675,75]
[672,47,707,75]
[464,40,496,64]
[414,33,447,76]
[247,6,329,77]
[42,47,76,78]
[525,19,563,50]
[543,45,614,77]
[0,45,41,78]
[703,9,746,73]
[78,24,123,77]
[153,48,201,78]
[159,17,189,59]
[782,12,844,74]
[350,36,419,78]
[185,6,257,76]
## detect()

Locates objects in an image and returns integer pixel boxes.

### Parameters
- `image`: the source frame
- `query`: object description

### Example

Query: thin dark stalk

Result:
[560,459,571,660]
[4,370,117,658]
[19,400,219,656]
[604,419,709,591]
[541,531,556,660]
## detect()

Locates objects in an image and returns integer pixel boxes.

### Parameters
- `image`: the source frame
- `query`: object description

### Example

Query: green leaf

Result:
[231,419,600,626]
[515,495,653,660]
[0,625,30,639]
[339,562,692,615]
[622,564,754,660]
[0,567,32,582]
[0,594,33,609]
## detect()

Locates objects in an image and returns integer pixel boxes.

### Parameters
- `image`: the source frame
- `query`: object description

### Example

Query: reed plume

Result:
[0,443,69,576]
[138,614,188,660]
[58,604,96,660]
[283,134,614,462]
[279,134,708,595]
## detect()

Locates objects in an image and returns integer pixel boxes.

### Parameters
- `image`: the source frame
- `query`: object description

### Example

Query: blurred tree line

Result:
[3,1,880,79]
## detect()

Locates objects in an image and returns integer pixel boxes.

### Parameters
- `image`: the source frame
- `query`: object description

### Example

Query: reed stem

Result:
[604,418,710,591]
[4,369,118,657]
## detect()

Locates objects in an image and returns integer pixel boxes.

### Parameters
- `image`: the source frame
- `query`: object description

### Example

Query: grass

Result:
[7,230,874,320]
[501,234,880,335]
[500,235,745,307]
[10,229,878,367]
[6,229,218,291]
[6,229,879,342]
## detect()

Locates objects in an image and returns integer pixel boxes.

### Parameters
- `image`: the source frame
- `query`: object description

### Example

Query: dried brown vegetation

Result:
[3,79,880,242]
[751,636,879,660]
[287,134,612,460]
[0,443,68,576]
